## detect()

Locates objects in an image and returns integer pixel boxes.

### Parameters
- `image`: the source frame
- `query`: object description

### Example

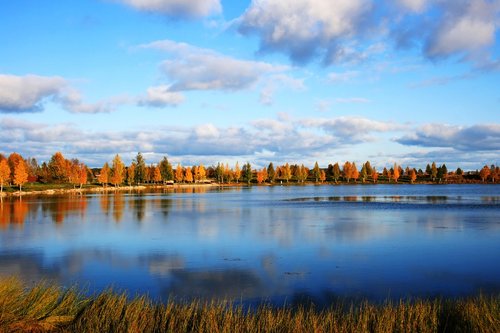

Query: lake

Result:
[1,184,499,306]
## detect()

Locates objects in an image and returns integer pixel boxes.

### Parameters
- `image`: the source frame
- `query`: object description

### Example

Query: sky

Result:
[1,0,499,170]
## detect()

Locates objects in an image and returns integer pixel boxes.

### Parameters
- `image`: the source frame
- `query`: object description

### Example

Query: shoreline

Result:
[0,181,497,198]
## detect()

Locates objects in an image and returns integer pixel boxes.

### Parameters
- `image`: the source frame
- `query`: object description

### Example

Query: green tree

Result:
[134,152,146,184]
[159,157,174,182]
[243,162,252,184]
[267,162,275,183]
[312,161,321,183]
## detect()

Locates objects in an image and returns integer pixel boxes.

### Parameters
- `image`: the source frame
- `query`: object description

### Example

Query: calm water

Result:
[1,185,499,306]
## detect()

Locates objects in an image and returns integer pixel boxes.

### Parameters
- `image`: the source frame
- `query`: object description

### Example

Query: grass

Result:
[0,278,498,333]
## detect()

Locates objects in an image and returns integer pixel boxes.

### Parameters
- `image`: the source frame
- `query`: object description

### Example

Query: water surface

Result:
[1,185,499,306]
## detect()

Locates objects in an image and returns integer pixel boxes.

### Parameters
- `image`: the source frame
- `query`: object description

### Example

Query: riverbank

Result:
[0,278,497,332]
[0,183,219,198]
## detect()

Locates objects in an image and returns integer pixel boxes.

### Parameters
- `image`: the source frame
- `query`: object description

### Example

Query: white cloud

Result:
[138,85,185,107]
[113,0,221,18]
[0,74,117,114]
[0,74,66,112]
[396,123,500,151]
[426,0,499,59]
[139,39,293,104]
[237,0,374,64]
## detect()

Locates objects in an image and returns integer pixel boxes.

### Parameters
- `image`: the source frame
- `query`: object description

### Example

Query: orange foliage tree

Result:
[175,164,184,183]
[392,163,400,183]
[0,159,10,193]
[371,167,378,183]
[234,162,241,183]
[78,163,88,188]
[111,154,125,187]
[14,161,28,191]
[184,166,193,183]
[153,166,162,184]
[479,165,490,182]
[98,162,110,187]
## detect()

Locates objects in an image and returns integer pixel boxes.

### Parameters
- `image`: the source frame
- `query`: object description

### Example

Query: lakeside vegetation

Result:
[0,278,498,333]
[0,151,498,195]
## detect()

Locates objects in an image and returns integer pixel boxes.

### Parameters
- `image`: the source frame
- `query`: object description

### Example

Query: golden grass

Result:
[0,278,498,333]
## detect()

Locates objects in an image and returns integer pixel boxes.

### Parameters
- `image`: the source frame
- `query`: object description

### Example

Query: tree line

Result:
[0,151,498,192]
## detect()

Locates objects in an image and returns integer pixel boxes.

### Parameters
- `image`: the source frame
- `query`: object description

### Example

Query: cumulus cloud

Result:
[0,75,66,112]
[235,0,500,67]
[396,123,500,151]
[424,0,500,60]
[141,39,286,92]
[138,39,298,105]
[0,74,117,114]
[237,0,374,65]
[138,85,185,107]
[112,0,221,18]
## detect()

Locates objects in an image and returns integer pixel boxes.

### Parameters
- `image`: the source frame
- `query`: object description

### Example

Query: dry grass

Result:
[0,277,498,332]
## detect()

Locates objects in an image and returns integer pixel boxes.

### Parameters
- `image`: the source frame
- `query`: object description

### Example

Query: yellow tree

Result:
[0,159,11,193]
[127,163,136,186]
[153,166,162,184]
[67,160,80,188]
[98,162,110,187]
[175,164,184,183]
[197,164,206,182]
[184,166,193,183]
[111,154,125,187]
[234,162,241,183]
[282,163,292,183]
[14,161,28,191]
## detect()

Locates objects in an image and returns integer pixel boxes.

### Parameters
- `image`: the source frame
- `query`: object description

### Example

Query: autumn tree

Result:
[343,161,352,182]
[360,163,368,183]
[215,163,224,183]
[194,164,206,182]
[431,162,438,182]
[8,153,25,183]
[153,166,162,184]
[184,166,193,183]
[351,162,359,183]
[175,164,184,183]
[48,152,68,183]
[0,159,10,193]
[98,162,110,187]
[13,161,28,191]
[267,162,275,183]
[127,163,136,185]
[392,163,400,183]
[234,162,241,183]
[410,168,417,184]
[111,154,125,187]
[282,163,292,183]
[78,163,88,188]
[479,165,490,182]
[371,167,378,183]
[67,159,81,188]
[224,163,234,183]
[490,165,498,183]
[319,170,326,183]
[256,167,267,184]
[332,163,341,183]
[312,162,321,183]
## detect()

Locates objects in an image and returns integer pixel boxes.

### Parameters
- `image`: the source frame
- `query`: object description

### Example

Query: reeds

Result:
[0,277,498,332]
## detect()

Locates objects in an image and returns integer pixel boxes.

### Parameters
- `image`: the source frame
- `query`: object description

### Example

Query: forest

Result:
[0,151,498,193]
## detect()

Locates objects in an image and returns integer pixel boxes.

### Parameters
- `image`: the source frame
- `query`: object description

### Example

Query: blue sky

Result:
[1,0,499,169]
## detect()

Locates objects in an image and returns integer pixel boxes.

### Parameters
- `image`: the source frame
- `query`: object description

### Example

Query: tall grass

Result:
[0,278,498,332]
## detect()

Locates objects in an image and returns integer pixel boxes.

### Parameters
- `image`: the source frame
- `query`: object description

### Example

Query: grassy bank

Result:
[0,279,498,332]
